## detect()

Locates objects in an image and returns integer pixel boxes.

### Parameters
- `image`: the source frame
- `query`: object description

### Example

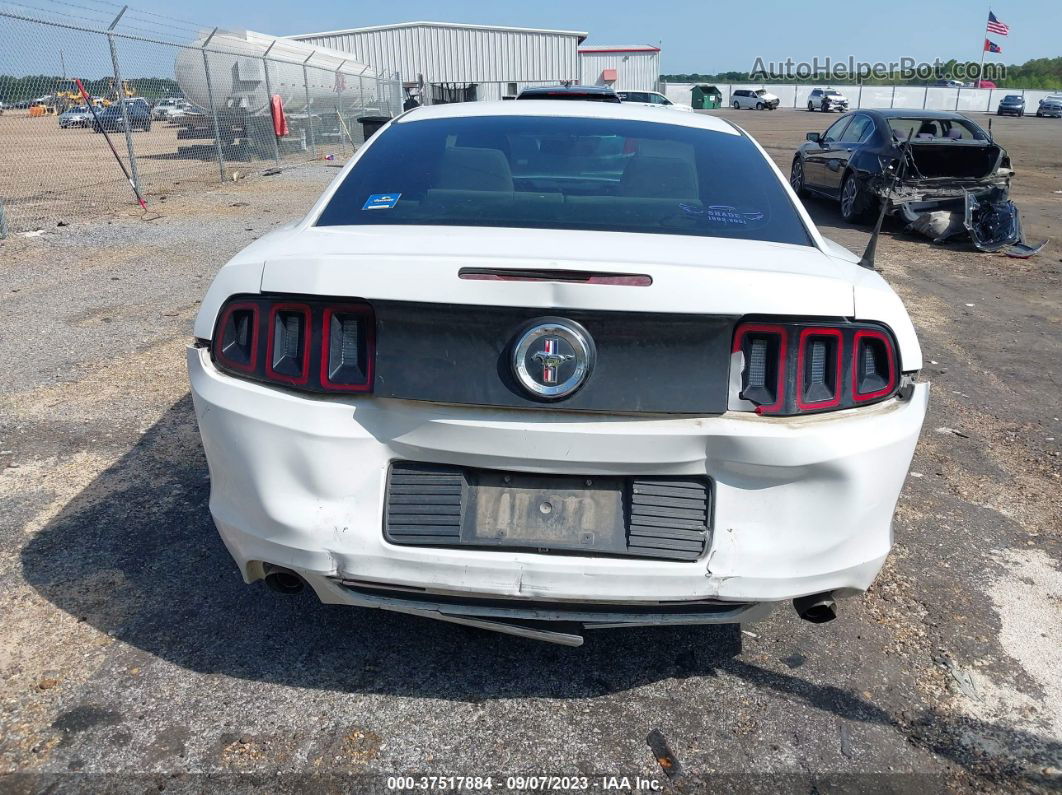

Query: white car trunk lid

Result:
[259,226,855,317]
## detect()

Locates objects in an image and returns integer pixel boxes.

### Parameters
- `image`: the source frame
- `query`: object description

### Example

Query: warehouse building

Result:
[579,44,661,92]
[288,20,663,102]
[288,21,588,102]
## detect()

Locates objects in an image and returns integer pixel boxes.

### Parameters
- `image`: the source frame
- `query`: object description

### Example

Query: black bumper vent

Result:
[384,462,710,562]
[627,480,710,560]
[384,463,464,544]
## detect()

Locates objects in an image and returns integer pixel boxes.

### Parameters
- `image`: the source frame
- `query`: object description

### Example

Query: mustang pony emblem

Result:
[511,319,595,400]
[532,339,574,384]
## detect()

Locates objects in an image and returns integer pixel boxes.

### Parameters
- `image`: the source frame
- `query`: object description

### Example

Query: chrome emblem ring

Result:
[511,319,595,399]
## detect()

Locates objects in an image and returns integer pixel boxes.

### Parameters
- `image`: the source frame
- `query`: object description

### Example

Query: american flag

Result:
[987,11,1009,36]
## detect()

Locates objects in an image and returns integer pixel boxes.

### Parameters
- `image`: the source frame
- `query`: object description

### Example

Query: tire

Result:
[1019,111,1024,117]
[733,100,740,109]
[790,158,807,197]
[808,102,815,111]
[756,102,764,110]
[840,172,873,223]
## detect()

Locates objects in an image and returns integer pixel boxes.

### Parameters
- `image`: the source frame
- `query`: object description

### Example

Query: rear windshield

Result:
[316,115,811,245]
[887,117,988,141]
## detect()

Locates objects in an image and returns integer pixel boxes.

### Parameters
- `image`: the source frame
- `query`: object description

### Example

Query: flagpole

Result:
[978,3,987,84]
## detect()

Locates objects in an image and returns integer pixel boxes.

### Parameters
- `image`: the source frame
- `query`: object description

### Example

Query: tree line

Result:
[0,75,182,103]
[661,56,1062,89]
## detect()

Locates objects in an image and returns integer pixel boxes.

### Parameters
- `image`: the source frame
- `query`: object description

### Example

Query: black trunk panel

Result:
[372,301,733,413]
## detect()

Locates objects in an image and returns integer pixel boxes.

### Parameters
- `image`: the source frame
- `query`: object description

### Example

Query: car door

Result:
[803,115,851,190]
[821,114,873,192]
[733,90,746,108]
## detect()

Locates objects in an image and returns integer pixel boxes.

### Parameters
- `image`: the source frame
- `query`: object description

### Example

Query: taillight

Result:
[796,328,842,410]
[852,329,897,402]
[211,295,375,394]
[321,305,375,391]
[731,319,901,416]
[732,323,786,413]
[215,301,259,373]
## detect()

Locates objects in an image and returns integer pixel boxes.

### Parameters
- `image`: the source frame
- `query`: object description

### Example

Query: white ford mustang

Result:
[189,100,928,646]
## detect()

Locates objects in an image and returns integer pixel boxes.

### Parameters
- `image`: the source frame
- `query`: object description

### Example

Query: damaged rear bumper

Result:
[880,178,1046,256]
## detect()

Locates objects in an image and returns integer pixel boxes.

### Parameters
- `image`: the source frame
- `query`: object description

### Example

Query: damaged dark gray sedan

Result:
[791,109,1044,256]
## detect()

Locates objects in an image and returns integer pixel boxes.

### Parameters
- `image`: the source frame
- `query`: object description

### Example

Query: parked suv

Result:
[996,95,1025,117]
[808,88,849,112]
[1035,95,1062,118]
[152,97,187,120]
[731,89,779,110]
[93,97,151,132]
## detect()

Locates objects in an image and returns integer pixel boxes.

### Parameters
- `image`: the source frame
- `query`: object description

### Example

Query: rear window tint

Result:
[316,115,811,246]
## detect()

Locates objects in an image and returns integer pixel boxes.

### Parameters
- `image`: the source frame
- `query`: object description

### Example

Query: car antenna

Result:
[859,130,913,271]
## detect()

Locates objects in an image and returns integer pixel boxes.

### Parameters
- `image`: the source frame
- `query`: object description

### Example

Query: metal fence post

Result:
[857,83,863,109]
[107,6,141,196]
[0,201,9,239]
[890,85,896,108]
[302,53,317,158]
[923,85,929,109]
[200,28,226,182]
[261,41,281,166]
[335,60,349,155]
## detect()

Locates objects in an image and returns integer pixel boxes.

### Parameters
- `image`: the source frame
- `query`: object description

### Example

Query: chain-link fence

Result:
[0,4,403,236]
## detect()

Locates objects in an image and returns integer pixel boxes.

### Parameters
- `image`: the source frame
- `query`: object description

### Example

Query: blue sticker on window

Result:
[362,193,401,210]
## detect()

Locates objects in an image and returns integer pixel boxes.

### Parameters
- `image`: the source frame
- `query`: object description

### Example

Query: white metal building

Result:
[287,21,587,101]
[579,45,661,92]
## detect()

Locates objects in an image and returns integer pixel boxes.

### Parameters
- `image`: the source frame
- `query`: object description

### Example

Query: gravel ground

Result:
[0,117,1060,792]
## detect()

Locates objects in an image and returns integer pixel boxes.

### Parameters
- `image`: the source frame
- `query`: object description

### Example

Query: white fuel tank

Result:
[175,29,382,116]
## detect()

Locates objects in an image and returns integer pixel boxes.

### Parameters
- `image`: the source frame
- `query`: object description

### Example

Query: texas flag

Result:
[987,11,1009,36]
[984,38,1003,54]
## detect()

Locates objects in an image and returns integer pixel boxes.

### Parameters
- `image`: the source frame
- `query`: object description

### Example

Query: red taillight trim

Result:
[732,322,787,414]
[264,302,311,386]
[796,327,843,410]
[319,304,376,392]
[852,329,897,401]
[213,301,259,373]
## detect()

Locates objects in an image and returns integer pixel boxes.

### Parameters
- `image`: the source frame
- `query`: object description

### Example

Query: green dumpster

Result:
[691,84,722,109]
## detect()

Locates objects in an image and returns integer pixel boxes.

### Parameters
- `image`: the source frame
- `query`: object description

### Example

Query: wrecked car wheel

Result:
[790,158,806,196]
[733,100,740,109]
[840,173,872,223]
[756,102,764,111]
[807,102,815,112]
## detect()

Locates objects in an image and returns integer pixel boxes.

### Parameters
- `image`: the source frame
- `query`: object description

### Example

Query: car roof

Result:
[397,99,740,134]
[519,85,616,95]
[865,108,976,120]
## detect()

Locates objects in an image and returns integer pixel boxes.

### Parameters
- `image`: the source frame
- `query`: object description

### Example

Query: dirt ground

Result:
[0,110,1059,791]
[0,109,346,233]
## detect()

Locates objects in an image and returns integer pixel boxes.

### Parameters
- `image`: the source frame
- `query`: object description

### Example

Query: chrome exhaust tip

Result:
[264,566,304,595]
[793,592,837,623]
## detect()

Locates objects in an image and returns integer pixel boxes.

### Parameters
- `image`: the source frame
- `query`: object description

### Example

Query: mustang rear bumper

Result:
[188,346,928,626]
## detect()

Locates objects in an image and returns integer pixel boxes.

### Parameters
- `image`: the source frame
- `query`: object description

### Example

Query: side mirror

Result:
[805,132,822,143]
